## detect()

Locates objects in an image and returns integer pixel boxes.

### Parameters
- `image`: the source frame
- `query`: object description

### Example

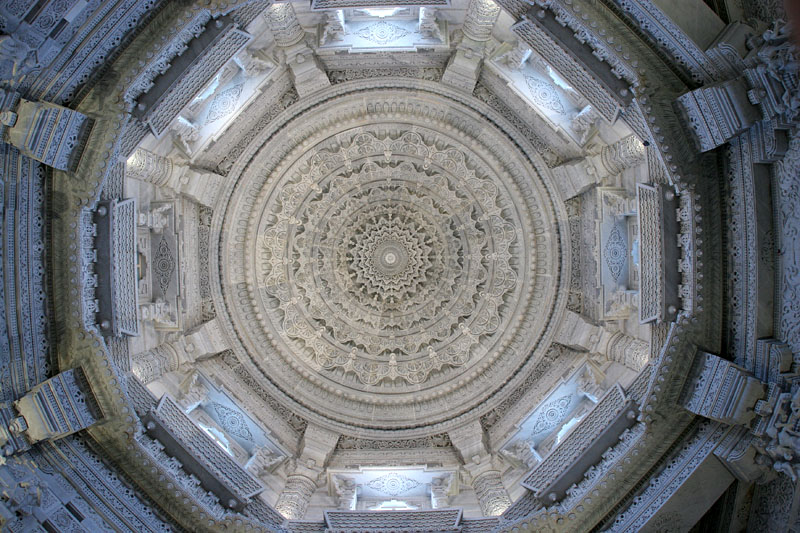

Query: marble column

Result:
[472,470,512,516]
[442,0,500,92]
[131,319,229,384]
[607,332,650,372]
[131,344,181,384]
[598,134,647,176]
[551,134,646,201]
[125,148,225,206]
[265,3,330,97]
[275,424,338,519]
[125,148,173,186]
[275,474,317,519]
[555,310,649,371]
[461,0,501,42]
[449,421,512,516]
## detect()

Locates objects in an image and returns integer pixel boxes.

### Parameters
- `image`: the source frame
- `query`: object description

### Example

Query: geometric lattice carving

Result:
[324,509,462,529]
[112,199,139,336]
[311,0,449,8]
[637,183,679,323]
[93,199,139,337]
[637,184,664,323]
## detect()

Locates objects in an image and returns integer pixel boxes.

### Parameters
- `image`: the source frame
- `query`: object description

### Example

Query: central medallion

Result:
[220,86,562,429]
[257,133,516,384]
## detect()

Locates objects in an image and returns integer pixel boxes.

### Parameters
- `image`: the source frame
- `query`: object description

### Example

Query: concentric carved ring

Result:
[219,85,564,429]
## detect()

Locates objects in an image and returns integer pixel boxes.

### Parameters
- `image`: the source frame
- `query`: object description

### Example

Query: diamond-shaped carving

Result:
[531,394,572,435]
[154,236,175,295]
[524,76,565,115]
[206,83,244,124]
[367,473,421,496]
[604,224,627,281]
[356,21,409,45]
[211,402,254,441]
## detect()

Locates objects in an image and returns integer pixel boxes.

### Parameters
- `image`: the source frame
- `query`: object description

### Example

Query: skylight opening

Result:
[371,500,418,511]
[364,7,402,18]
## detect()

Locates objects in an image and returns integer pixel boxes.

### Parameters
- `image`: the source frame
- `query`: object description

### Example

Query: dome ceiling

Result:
[216,82,567,431]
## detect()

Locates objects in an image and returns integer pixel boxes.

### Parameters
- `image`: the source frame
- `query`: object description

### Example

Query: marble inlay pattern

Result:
[154,237,175,295]
[211,402,254,441]
[531,394,572,435]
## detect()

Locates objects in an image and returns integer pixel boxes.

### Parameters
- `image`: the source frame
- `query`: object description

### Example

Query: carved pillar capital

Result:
[131,343,182,384]
[125,148,174,186]
[246,446,283,478]
[472,469,512,516]
[554,310,612,356]
[332,475,357,510]
[430,473,453,509]
[274,472,317,519]
[448,420,488,466]
[462,0,501,43]
[275,422,339,517]
[266,2,329,97]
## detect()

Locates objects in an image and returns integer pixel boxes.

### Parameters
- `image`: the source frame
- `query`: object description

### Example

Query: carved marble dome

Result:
[1,0,799,531]
[218,83,564,430]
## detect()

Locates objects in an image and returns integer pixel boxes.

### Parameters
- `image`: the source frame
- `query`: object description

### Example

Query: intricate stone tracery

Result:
[256,132,520,386]
[218,83,564,430]
[20,0,777,528]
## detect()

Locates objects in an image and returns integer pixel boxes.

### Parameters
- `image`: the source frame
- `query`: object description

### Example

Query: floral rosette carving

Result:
[219,84,563,429]
[257,131,521,385]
